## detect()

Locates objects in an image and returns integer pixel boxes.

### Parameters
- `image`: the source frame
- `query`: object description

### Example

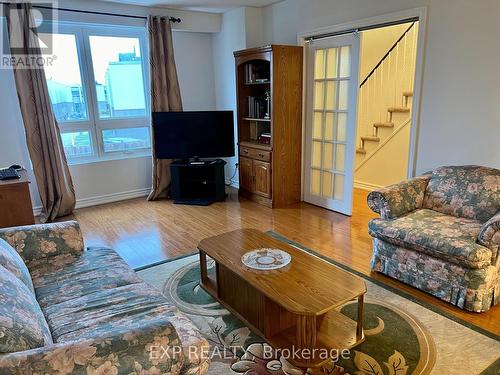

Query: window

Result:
[40,22,150,163]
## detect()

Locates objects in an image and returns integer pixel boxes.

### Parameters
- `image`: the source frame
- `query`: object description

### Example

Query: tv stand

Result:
[170,159,227,206]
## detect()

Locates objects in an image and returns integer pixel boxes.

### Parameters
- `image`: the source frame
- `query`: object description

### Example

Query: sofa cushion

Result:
[369,209,492,269]
[42,283,180,342]
[0,266,52,353]
[0,239,34,292]
[29,247,142,309]
[422,165,500,223]
[0,221,84,265]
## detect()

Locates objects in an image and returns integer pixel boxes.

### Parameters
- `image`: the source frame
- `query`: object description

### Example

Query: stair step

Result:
[388,107,410,113]
[361,136,380,142]
[356,148,367,155]
[373,122,394,128]
[403,91,414,97]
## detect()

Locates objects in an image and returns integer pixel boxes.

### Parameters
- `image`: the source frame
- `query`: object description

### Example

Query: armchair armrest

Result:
[0,221,84,264]
[367,175,431,219]
[0,318,184,374]
[478,212,500,263]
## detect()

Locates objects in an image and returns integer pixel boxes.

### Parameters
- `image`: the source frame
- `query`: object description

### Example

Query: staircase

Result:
[355,23,418,163]
[356,91,413,155]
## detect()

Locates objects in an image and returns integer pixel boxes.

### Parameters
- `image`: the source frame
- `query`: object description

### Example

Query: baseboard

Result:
[75,188,151,209]
[354,180,382,192]
[33,188,151,216]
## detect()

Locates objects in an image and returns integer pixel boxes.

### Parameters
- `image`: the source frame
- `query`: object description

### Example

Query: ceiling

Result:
[99,0,283,13]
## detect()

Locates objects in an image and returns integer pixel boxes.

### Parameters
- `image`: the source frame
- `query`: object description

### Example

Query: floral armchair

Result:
[0,221,209,374]
[367,165,500,312]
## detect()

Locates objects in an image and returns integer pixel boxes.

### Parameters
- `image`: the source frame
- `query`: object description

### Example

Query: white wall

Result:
[212,7,265,185]
[173,31,216,111]
[262,0,500,174]
[0,2,220,211]
[57,0,221,32]
[213,8,246,184]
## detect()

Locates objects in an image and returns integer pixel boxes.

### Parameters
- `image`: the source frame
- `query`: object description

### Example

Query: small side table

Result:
[0,170,35,228]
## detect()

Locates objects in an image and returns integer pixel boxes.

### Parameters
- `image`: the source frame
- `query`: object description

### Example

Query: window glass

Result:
[61,131,92,157]
[41,24,150,162]
[41,33,88,122]
[88,35,147,119]
[102,127,151,153]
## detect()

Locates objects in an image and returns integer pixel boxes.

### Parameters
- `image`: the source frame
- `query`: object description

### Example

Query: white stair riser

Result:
[375,125,394,140]
[362,139,379,154]
[388,110,410,124]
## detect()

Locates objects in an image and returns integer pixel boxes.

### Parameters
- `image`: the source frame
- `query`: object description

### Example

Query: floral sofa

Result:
[0,221,210,374]
[368,165,500,312]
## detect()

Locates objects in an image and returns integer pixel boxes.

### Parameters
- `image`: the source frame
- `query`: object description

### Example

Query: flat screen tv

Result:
[152,111,235,160]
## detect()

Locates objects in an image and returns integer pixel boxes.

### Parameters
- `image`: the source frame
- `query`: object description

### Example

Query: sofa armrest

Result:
[0,221,84,264]
[478,212,500,262]
[0,318,184,374]
[367,175,431,219]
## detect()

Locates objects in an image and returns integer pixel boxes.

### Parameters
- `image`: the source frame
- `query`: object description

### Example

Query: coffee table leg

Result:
[199,251,208,283]
[296,315,317,349]
[356,294,364,340]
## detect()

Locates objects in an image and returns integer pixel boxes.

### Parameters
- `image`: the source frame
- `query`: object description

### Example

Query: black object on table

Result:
[0,168,20,181]
[170,159,227,206]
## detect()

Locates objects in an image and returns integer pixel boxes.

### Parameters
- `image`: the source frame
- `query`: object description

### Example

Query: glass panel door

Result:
[304,34,360,215]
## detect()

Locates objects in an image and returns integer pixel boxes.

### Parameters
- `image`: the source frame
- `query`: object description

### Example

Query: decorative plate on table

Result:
[241,248,291,270]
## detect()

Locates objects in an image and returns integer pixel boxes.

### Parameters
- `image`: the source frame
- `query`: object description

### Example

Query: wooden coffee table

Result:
[197,229,367,368]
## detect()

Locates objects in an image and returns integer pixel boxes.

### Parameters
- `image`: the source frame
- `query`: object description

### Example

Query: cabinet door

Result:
[239,157,254,192]
[253,160,272,198]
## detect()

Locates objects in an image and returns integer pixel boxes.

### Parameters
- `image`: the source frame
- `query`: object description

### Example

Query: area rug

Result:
[137,233,500,375]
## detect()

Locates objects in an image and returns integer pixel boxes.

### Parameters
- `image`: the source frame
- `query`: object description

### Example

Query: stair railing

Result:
[357,22,418,143]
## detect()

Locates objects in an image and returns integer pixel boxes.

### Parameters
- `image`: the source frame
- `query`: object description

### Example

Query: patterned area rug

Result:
[137,233,500,375]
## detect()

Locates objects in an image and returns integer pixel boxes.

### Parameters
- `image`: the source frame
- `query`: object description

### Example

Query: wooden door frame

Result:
[298,7,428,201]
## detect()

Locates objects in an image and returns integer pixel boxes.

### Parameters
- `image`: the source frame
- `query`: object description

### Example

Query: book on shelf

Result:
[247,96,267,119]
[244,63,270,84]
[245,64,253,84]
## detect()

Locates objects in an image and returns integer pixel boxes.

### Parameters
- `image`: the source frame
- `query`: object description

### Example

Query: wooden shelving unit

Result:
[234,45,303,208]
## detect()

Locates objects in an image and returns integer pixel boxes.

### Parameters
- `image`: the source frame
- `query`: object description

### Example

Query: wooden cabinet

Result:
[0,170,35,228]
[239,157,254,193]
[253,160,271,198]
[239,157,272,198]
[234,45,303,207]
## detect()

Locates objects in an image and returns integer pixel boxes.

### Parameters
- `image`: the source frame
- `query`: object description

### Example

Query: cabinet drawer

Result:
[239,146,271,162]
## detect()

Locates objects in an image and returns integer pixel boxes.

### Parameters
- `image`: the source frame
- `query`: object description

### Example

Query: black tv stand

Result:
[170,159,227,206]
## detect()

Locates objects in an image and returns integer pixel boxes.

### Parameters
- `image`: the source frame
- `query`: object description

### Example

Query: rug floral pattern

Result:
[160,258,437,375]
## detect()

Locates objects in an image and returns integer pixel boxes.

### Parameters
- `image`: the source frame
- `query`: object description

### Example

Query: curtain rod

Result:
[305,16,418,42]
[0,2,182,23]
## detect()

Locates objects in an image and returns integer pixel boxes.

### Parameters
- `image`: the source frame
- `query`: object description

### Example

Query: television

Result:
[152,111,235,160]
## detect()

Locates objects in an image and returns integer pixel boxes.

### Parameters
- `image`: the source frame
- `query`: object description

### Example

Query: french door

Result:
[303,34,360,215]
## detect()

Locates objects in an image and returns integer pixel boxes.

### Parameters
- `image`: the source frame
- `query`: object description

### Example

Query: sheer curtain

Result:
[147,16,183,201]
[7,2,76,222]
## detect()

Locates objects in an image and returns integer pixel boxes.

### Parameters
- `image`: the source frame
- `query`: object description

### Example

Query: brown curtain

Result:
[147,16,183,201]
[7,3,76,222]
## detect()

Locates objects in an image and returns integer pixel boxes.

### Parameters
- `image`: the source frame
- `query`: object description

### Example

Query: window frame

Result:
[40,21,151,164]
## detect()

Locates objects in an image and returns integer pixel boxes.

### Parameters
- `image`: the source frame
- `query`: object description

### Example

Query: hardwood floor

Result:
[67,188,499,336]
